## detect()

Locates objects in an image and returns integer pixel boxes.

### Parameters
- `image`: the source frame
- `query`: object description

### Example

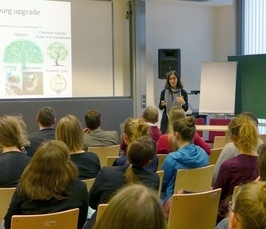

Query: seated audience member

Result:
[161,116,209,203]
[92,184,166,229]
[213,114,259,223]
[86,136,159,229]
[256,143,266,181]
[27,107,56,156]
[120,106,162,153]
[56,115,101,179]
[213,111,263,184]
[0,115,31,187]
[113,118,158,172]
[83,110,119,149]
[156,106,211,155]
[227,181,266,229]
[4,140,88,229]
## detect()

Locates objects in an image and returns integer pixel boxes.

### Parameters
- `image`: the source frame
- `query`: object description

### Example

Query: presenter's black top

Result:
[159,88,188,134]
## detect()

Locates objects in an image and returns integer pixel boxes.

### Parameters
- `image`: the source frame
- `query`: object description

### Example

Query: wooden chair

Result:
[209,147,223,165]
[11,208,79,229]
[168,188,222,229]
[232,185,241,200]
[206,118,231,144]
[259,134,266,143]
[174,165,214,193]
[213,136,229,149]
[156,154,167,171]
[0,187,16,222]
[195,117,204,137]
[96,204,108,222]
[156,170,164,198]
[106,156,119,167]
[82,178,95,192]
[88,145,120,167]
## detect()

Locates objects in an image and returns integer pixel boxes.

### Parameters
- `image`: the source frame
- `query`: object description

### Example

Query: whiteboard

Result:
[199,61,237,114]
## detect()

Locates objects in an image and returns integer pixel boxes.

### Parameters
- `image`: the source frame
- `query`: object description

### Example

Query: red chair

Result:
[206,118,231,143]
[195,118,204,137]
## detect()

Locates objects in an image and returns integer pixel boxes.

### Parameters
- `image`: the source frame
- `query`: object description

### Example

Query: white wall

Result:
[146,1,236,124]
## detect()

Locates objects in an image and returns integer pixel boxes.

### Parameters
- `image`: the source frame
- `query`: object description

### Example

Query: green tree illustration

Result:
[47,41,68,66]
[3,39,43,70]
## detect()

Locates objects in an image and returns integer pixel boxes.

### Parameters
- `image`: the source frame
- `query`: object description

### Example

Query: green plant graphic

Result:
[47,41,68,66]
[3,39,43,70]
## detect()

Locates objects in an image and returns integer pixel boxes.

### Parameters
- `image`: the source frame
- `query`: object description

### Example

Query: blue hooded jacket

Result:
[161,144,209,202]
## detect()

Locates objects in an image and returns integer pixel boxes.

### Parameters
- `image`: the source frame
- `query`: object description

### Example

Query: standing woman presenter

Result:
[159,70,188,134]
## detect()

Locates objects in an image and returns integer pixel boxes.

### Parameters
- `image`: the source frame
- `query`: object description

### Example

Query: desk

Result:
[196,125,228,131]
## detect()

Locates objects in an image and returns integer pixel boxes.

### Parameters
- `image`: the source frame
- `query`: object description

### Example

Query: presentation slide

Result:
[0,1,72,99]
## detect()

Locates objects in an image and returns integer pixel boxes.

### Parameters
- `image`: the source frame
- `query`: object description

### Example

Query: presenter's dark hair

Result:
[165,70,183,89]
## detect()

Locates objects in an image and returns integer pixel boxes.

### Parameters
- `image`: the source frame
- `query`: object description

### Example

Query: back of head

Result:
[122,118,150,144]
[93,184,166,229]
[258,143,266,180]
[37,107,56,127]
[18,140,78,200]
[127,136,156,168]
[227,114,258,153]
[0,115,29,150]
[85,110,101,130]
[124,136,156,184]
[233,181,266,229]
[142,106,159,124]
[56,115,83,152]
[168,106,186,133]
[172,116,196,142]
[242,111,259,126]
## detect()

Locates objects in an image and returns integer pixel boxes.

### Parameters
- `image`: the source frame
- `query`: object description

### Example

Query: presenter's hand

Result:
[161,100,166,107]
[176,96,185,105]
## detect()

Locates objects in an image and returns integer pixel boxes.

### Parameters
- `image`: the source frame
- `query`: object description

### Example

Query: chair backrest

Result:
[82,178,96,192]
[156,170,164,198]
[11,208,79,229]
[96,204,108,222]
[174,165,214,193]
[0,187,16,222]
[88,145,120,167]
[156,154,167,171]
[232,185,241,200]
[209,147,223,165]
[106,156,119,167]
[168,188,222,229]
[208,119,231,142]
[213,136,230,149]
[195,117,204,137]
[259,134,266,143]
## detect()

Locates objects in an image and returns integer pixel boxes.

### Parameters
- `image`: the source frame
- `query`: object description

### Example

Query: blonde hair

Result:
[56,115,84,152]
[122,118,150,144]
[124,136,156,184]
[233,181,266,229]
[93,184,167,229]
[227,114,258,153]
[167,106,186,150]
[0,115,29,150]
[18,140,78,200]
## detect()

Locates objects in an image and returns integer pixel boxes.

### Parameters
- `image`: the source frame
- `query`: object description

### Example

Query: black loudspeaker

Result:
[158,49,181,79]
